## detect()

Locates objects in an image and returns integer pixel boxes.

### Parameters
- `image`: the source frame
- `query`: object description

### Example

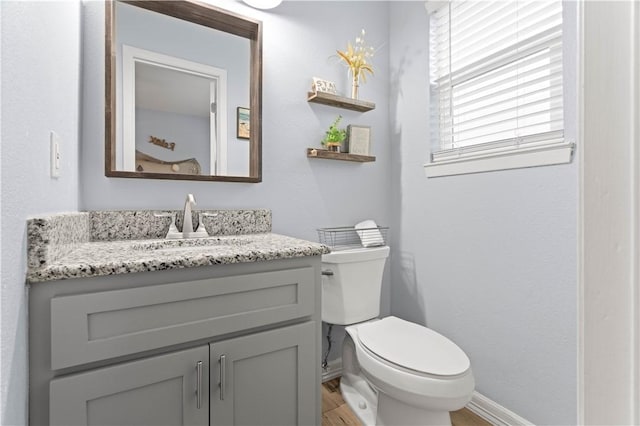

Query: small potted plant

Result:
[322,115,347,152]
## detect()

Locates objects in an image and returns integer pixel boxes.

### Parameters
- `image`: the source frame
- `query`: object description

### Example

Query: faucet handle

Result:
[153,212,182,239]
[192,212,211,238]
[192,212,218,238]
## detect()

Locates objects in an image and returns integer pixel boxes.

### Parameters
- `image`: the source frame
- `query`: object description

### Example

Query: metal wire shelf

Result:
[317,225,388,251]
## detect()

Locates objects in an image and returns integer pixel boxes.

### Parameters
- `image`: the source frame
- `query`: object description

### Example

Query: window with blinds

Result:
[430,0,564,161]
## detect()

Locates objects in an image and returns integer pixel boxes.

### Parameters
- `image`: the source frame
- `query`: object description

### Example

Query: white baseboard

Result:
[467,391,534,426]
[322,358,343,382]
[321,357,533,426]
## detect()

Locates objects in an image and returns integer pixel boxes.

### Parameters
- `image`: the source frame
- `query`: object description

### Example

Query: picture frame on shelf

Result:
[312,77,337,95]
[347,125,371,156]
[237,107,250,140]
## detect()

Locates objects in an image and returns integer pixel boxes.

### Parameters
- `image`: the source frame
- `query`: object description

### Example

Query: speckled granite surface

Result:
[26,210,328,283]
[27,212,90,270]
[89,209,271,241]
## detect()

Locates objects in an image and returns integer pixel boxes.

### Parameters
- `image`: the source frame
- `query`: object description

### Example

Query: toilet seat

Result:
[357,316,470,377]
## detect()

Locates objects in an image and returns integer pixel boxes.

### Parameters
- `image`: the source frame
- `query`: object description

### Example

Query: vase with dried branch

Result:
[337,29,375,99]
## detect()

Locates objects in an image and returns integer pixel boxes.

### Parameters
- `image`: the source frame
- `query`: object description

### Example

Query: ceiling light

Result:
[241,0,283,10]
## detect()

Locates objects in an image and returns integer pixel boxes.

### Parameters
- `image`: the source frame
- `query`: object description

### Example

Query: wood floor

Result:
[321,378,492,426]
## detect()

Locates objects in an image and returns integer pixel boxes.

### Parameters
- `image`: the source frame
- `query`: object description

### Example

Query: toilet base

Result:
[341,373,453,426]
[340,372,377,426]
[376,392,451,426]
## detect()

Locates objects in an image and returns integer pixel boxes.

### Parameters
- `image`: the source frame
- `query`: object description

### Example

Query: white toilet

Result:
[322,245,474,426]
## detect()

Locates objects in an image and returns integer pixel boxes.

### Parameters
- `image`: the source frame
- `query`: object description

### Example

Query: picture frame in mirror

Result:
[237,107,250,140]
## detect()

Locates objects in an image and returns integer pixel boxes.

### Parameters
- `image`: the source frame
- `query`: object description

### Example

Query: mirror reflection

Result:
[106,0,262,182]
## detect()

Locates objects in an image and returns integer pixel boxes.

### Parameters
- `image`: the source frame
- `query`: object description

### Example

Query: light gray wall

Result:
[389,2,577,424]
[0,2,82,425]
[81,1,391,363]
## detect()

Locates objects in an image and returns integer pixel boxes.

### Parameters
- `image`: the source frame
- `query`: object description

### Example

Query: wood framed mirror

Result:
[105,0,262,182]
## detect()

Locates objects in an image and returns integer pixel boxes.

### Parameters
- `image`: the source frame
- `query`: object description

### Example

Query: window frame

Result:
[424,0,574,178]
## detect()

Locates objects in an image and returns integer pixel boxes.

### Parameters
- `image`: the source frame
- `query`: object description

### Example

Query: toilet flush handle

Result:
[321,270,334,276]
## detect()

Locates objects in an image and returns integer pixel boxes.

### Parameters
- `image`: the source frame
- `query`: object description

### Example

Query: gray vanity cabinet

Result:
[48,322,316,426]
[29,257,322,426]
[210,322,316,426]
[49,345,209,426]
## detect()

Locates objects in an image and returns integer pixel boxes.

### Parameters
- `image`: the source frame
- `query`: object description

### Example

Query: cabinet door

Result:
[210,322,317,426]
[50,345,209,426]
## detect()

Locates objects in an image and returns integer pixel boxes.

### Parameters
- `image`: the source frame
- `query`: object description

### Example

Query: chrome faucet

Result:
[182,194,196,238]
[157,194,213,239]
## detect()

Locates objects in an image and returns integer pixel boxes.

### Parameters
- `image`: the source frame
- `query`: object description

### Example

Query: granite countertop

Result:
[26,210,329,283]
[26,233,329,283]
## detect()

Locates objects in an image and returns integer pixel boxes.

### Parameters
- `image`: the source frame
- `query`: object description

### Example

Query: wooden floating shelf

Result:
[307,92,375,112]
[307,148,376,163]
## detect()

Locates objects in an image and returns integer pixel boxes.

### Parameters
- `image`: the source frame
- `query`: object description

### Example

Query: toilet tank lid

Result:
[321,246,390,264]
[357,316,470,376]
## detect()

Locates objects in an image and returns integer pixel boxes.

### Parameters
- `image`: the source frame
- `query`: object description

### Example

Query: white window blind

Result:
[430,0,564,159]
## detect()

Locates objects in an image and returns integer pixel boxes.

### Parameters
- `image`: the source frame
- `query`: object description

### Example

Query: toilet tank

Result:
[321,246,390,325]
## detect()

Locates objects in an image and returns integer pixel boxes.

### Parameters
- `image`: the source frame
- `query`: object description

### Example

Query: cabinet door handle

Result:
[219,355,226,401]
[196,361,203,409]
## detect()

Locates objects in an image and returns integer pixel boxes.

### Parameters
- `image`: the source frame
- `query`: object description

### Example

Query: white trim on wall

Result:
[576,1,585,418]
[423,141,574,178]
[636,6,640,422]
[578,1,640,424]
[467,392,534,426]
[321,358,343,383]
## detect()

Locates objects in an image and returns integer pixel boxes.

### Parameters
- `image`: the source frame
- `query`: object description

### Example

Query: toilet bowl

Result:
[342,317,474,425]
[321,245,475,425]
